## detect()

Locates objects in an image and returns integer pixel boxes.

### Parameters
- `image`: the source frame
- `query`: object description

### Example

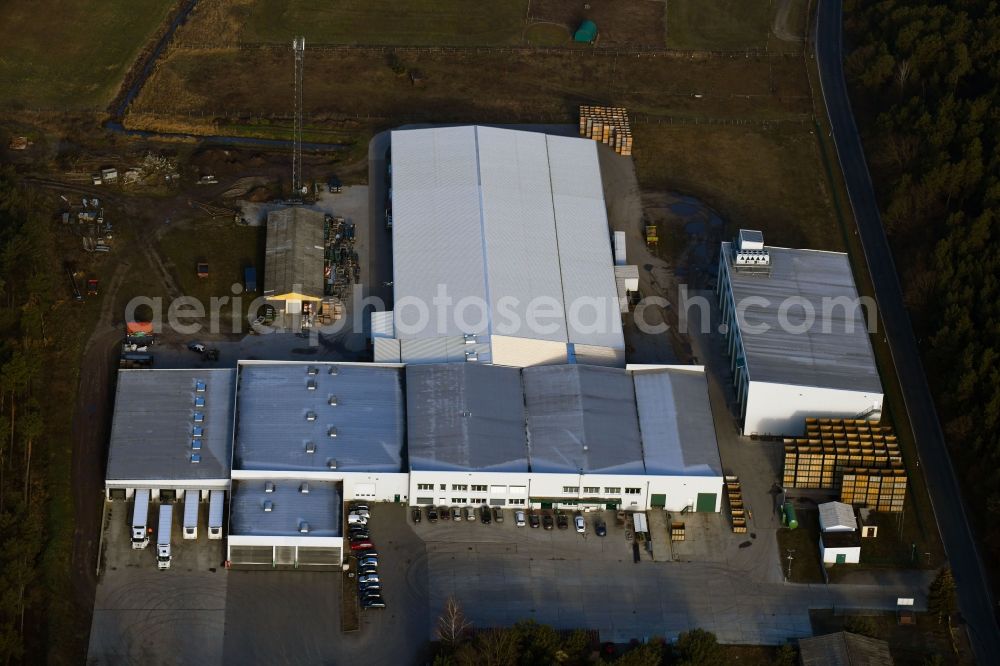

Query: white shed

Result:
[819,501,857,533]
[820,531,861,565]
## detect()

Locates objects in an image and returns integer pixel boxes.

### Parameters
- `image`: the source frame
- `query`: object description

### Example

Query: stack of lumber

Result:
[726,475,747,533]
[579,106,632,155]
[670,522,685,541]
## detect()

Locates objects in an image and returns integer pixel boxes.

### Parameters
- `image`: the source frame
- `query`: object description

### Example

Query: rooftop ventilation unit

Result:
[306,379,317,391]
[191,439,202,451]
[299,483,310,494]
[195,381,206,392]
[192,426,204,438]
[307,367,319,376]
[735,248,770,266]
[465,351,479,362]
[305,441,316,454]
[737,229,765,250]
[463,333,476,344]
[194,396,206,408]
[327,459,338,469]
[328,395,339,406]
[263,500,273,512]
[299,521,310,533]
[190,453,201,463]
[264,481,275,493]
[327,427,338,438]
[193,412,205,423]
[306,411,317,421]
[328,366,339,375]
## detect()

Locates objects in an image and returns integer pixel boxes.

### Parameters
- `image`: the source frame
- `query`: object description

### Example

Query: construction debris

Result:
[579,105,632,156]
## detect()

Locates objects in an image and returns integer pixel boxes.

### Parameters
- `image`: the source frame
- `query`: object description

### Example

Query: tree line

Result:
[843,2,1000,569]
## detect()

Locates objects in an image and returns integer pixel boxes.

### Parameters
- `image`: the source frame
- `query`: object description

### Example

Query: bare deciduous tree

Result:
[436,596,471,647]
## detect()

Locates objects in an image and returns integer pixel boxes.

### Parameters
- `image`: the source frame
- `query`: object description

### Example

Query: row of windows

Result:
[417,497,527,507]
[560,486,637,495]
[417,483,526,493]
[421,483,642,495]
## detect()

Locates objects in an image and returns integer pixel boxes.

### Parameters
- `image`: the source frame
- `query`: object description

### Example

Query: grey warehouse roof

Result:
[523,365,645,474]
[632,367,723,476]
[106,369,235,481]
[234,362,405,472]
[406,364,528,472]
[723,242,882,393]
[264,207,325,300]
[229,479,342,537]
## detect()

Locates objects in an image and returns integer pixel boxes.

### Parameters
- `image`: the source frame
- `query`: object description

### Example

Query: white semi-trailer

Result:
[208,490,224,540]
[183,495,198,540]
[157,504,173,570]
[131,489,151,549]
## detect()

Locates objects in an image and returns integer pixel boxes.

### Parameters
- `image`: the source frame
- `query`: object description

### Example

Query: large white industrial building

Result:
[373,125,627,368]
[716,230,883,436]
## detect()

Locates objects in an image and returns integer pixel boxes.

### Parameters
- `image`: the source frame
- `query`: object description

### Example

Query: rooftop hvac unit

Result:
[328,366,339,375]
[463,333,476,344]
[299,483,310,494]
[327,459,338,470]
[306,411,317,421]
[299,521,310,533]
[328,395,339,406]
[306,379,317,391]
[328,427,338,438]
[307,367,318,376]
[735,248,770,266]
[193,412,204,423]
[305,441,317,454]
[190,453,201,464]
[465,351,479,362]
[194,396,206,408]
[192,426,204,438]
[191,439,202,451]
[737,229,765,250]
[195,380,206,392]
[263,500,273,512]
[265,481,275,493]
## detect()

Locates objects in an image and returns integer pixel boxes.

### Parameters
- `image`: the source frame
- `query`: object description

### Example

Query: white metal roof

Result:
[818,501,857,532]
[390,126,623,353]
[106,369,235,481]
[722,242,882,393]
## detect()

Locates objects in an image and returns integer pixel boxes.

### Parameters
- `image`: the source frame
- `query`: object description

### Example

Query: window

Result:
[604,487,621,494]
[452,484,468,491]
[489,498,505,506]
[625,487,642,495]
[471,497,486,504]
[440,484,447,490]
[583,486,599,494]
[417,483,433,491]
[471,484,487,492]
[451,498,467,504]
[509,498,525,505]
[416,497,433,505]
[562,486,579,493]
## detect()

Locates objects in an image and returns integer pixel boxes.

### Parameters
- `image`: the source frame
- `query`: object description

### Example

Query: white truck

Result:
[157,504,173,570]
[208,490,224,540]
[131,489,151,549]
[183,495,198,540]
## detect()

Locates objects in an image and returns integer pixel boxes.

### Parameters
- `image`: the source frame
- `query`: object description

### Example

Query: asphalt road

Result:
[815,0,1000,660]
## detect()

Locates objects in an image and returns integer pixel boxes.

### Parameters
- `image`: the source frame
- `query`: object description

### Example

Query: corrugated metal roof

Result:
[406,364,528,472]
[229,479,342,537]
[818,501,857,532]
[523,365,644,474]
[234,363,405,472]
[373,337,401,363]
[106,369,235,481]
[632,368,723,476]
[723,242,882,393]
[389,126,623,352]
[264,207,326,300]
[799,632,892,666]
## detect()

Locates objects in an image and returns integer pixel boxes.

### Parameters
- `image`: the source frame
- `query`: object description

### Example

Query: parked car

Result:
[427,507,438,523]
[187,342,206,353]
[86,279,99,296]
[492,507,504,523]
[358,584,382,594]
[350,540,374,551]
[327,176,342,193]
[542,512,554,530]
[515,511,526,527]
[529,512,540,529]
[574,514,586,534]
[361,598,386,609]
[361,589,383,600]
[464,507,476,522]
[556,513,569,530]
[350,532,371,542]
[411,507,422,523]
[480,505,492,524]
[358,566,378,576]
[351,504,370,513]
[357,574,380,584]
[452,507,462,522]
[348,514,368,525]
[595,519,607,537]
[355,550,378,560]
[357,558,378,569]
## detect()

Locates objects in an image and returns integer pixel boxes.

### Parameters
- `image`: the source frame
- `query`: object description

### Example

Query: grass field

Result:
[776,509,825,583]
[632,123,842,250]
[0,0,174,110]
[666,0,773,50]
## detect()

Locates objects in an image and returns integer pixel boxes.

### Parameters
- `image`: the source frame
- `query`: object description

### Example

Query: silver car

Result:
[515,511,526,527]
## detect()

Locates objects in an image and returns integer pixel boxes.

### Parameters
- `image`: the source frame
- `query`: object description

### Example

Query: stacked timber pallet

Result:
[579,106,632,156]
[725,475,747,533]
[782,418,906,512]
[670,522,685,541]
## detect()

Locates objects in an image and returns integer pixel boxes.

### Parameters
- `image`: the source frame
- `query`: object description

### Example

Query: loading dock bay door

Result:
[651,494,666,508]
[696,493,717,512]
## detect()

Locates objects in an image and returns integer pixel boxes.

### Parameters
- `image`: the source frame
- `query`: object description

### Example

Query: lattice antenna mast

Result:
[292,36,305,196]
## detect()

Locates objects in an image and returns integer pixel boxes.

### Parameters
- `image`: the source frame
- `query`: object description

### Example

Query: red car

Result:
[350,540,374,551]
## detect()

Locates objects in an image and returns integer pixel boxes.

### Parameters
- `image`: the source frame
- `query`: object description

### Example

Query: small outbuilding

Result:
[798,631,892,665]
[264,207,326,315]
[820,530,861,565]
[818,501,856,532]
